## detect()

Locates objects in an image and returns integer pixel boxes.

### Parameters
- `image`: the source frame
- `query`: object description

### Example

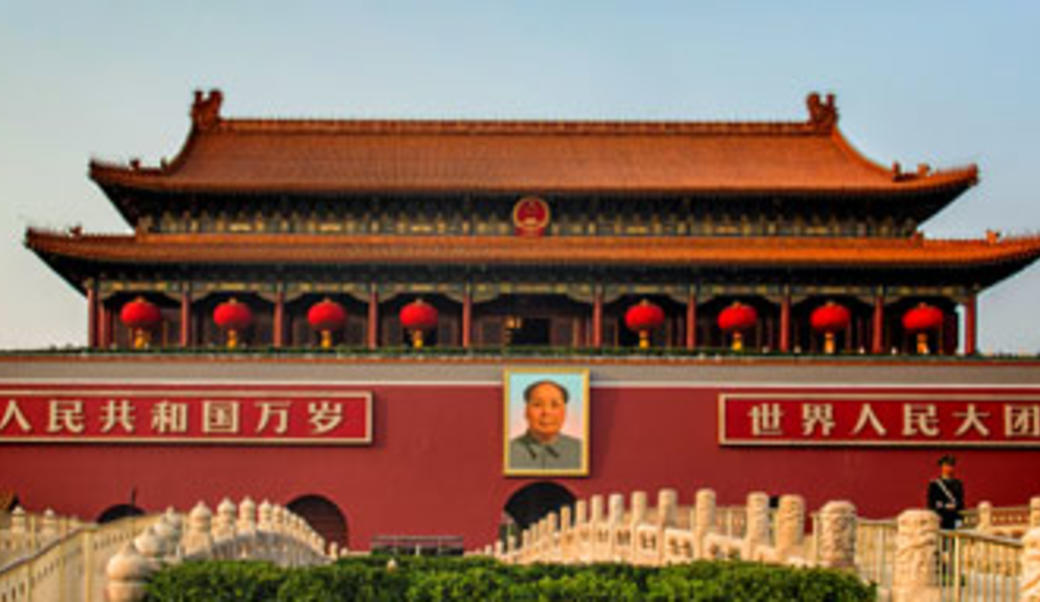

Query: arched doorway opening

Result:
[96,504,144,524]
[287,494,349,548]
[503,481,576,535]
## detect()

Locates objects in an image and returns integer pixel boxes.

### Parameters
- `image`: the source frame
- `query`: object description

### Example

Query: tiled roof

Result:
[88,91,977,196]
[26,230,1040,270]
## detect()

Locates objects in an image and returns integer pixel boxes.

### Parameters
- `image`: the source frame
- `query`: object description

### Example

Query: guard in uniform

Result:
[927,454,965,529]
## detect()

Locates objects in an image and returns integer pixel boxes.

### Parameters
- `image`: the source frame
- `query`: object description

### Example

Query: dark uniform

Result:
[508,432,583,470]
[927,477,964,529]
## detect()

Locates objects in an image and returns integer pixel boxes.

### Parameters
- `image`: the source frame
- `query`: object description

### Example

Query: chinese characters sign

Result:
[0,385,372,445]
[719,392,1040,447]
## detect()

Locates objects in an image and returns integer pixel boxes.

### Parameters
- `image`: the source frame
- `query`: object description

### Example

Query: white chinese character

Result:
[307,401,344,434]
[749,403,784,436]
[851,404,887,436]
[47,400,85,433]
[902,404,940,437]
[151,401,189,434]
[0,400,32,433]
[953,404,991,437]
[802,404,836,436]
[1004,404,1040,438]
[202,400,240,434]
[256,401,291,434]
[100,399,135,433]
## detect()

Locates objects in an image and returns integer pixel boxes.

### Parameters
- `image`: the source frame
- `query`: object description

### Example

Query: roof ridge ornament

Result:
[806,92,838,131]
[191,89,223,131]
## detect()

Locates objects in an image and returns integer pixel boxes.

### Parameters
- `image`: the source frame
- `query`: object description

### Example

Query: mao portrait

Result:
[503,369,589,476]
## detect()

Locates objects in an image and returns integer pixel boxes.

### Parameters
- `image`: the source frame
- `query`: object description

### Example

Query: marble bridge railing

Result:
[476,489,1040,602]
[0,497,335,602]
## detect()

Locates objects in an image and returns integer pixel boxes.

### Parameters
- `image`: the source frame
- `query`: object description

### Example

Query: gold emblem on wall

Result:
[512,196,551,237]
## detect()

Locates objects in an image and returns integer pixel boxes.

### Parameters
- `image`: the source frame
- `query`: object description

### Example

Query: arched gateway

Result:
[287,494,349,548]
[504,482,576,532]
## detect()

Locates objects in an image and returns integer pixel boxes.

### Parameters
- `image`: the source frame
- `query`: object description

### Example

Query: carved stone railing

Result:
[0,512,153,602]
[105,498,333,602]
[0,497,333,602]
[481,489,1040,602]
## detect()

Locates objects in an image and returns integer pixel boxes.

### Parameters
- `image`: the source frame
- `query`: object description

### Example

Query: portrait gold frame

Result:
[503,367,590,477]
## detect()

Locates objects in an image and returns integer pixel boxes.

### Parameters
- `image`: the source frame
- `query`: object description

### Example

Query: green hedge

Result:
[143,557,875,601]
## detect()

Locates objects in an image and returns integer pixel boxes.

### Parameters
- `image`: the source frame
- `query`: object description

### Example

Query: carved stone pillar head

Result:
[818,500,857,570]
[574,500,588,526]
[1031,496,1040,528]
[589,495,604,524]
[608,493,625,524]
[657,488,678,528]
[893,509,939,595]
[775,494,806,555]
[1020,528,1040,600]
[559,507,571,532]
[630,491,648,525]
[694,488,717,533]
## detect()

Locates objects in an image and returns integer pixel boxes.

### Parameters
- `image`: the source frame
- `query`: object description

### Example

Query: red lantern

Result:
[810,301,851,354]
[902,303,944,355]
[624,299,665,349]
[717,302,758,351]
[399,299,438,349]
[120,297,161,349]
[307,298,347,349]
[213,298,253,349]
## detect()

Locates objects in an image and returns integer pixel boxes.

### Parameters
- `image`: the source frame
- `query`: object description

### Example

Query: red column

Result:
[871,294,884,354]
[461,290,472,348]
[98,304,111,348]
[87,285,98,348]
[963,295,977,355]
[367,288,379,349]
[592,289,603,348]
[779,293,791,353]
[273,290,285,348]
[685,292,697,350]
[179,291,191,347]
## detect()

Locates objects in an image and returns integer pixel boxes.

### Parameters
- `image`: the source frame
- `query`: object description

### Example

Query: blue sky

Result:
[1,1,1038,351]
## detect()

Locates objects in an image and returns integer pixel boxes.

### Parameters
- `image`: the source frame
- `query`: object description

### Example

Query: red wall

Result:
[2,382,1038,549]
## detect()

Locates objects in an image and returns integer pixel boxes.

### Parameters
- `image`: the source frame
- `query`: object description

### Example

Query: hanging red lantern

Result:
[902,303,944,354]
[624,299,665,349]
[120,297,161,349]
[717,302,758,352]
[213,298,253,349]
[810,301,851,355]
[399,299,438,349]
[307,298,347,349]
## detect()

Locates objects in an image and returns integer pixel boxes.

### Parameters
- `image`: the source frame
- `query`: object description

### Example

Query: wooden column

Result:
[87,284,98,348]
[963,295,977,355]
[871,294,884,354]
[779,293,791,353]
[685,292,697,350]
[179,291,191,347]
[367,288,379,349]
[98,304,112,348]
[592,289,603,348]
[461,290,472,348]
[272,290,285,348]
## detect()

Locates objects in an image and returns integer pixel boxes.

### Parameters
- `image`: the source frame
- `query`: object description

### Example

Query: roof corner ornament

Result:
[191,88,224,131]
[806,92,838,131]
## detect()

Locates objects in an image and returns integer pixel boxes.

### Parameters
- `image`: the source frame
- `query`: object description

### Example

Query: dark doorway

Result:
[510,318,550,346]
[97,504,145,524]
[503,481,576,531]
[287,494,349,548]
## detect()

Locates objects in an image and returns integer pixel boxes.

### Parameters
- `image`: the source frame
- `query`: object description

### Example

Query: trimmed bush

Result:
[144,558,875,602]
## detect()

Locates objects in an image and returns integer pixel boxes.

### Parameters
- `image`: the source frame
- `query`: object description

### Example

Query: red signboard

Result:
[719,392,1040,447]
[0,384,372,444]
